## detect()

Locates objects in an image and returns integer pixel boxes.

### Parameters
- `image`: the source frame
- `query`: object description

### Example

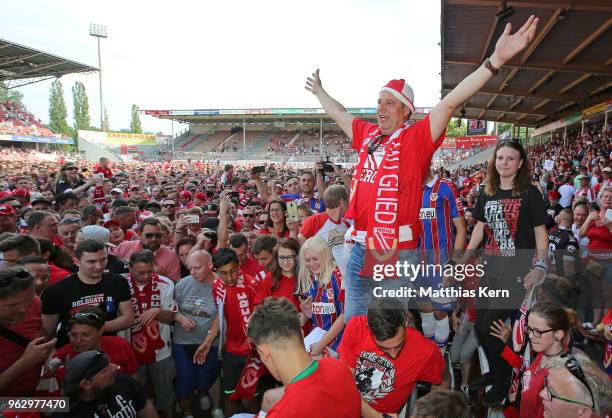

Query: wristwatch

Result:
[484,58,500,75]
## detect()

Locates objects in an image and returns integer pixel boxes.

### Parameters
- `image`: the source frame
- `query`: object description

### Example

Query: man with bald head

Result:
[172,250,223,418]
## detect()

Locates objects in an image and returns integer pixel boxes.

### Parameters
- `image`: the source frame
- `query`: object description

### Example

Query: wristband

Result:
[484,58,500,75]
[534,260,548,273]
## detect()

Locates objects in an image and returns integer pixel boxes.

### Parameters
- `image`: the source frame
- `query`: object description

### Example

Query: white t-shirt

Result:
[300,212,350,276]
[558,184,575,208]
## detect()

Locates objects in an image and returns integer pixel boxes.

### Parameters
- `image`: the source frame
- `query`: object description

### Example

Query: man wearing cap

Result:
[31,193,52,211]
[110,187,124,201]
[305,15,540,320]
[54,350,158,417]
[574,175,595,203]
[0,203,17,234]
[161,199,178,222]
[77,225,129,274]
[180,190,193,208]
[11,188,31,207]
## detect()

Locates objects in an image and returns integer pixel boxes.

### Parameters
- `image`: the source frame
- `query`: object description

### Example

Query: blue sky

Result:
[3,0,442,135]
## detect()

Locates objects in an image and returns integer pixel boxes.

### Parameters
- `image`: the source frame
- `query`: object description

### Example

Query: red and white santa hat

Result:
[380,79,415,113]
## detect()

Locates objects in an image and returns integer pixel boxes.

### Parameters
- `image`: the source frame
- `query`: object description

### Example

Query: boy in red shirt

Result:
[339,297,444,417]
[249,297,361,418]
[212,248,259,416]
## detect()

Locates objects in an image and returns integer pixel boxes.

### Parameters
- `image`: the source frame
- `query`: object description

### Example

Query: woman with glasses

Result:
[260,199,298,239]
[490,301,571,417]
[254,238,301,311]
[453,139,549,406]
[297,236,345,356]
[54,162,93,196]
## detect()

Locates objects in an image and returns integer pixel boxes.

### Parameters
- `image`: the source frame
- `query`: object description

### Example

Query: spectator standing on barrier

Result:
[305,15,540,321]
[0,267,56,396]
[248,297,361,418]
[339,297,444,417]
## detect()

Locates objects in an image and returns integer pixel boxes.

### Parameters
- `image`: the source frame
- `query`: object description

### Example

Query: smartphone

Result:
[252,166,266,174]
[606,209,612,221]
[287,201,299,222]
[93,173,104,181]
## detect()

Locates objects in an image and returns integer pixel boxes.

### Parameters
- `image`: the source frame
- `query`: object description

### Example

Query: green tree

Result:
[446,118,467,137]
[72,81,91,133]
[48,79,70,136]
[130,104,142,133]
[496,122,513,136]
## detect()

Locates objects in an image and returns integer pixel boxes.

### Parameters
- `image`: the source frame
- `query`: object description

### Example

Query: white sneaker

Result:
[212,408,225,418]
[199,394,211,411]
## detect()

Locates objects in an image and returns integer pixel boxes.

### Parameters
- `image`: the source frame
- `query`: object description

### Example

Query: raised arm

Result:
[429,16,539,141]
[305,69,355,139]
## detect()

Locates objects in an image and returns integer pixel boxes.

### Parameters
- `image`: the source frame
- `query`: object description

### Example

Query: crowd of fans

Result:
[0,121,610,418]
[0,99,56,137]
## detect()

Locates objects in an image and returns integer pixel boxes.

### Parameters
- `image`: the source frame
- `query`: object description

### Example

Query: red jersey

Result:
[240,256,266,282]
[213,276,258,356]
[266,358,361,418]
[0,297,43,396]
[350,116,444,249]
[339,316,444,414]
[52,336,139,381]
[48,263,71,286]
[94,166,113,179]
[254,273,300,311]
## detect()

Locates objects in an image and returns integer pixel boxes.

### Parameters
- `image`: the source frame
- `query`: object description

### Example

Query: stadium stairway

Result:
[243,132,273,159]
[285,132,301,148]
[179,134,204,151]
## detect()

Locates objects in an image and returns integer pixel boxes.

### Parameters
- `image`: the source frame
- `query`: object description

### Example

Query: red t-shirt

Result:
[518,353,547,418]
[240,256,267,282]
[587,222,612,254]
[254,273,300,311]
[0,297,43,397]
[213,277,258,357]
[52,336,139,381]
[48,263,72,286]
[338,316,444,414]
[266,358,361,418]
[350,116,444,249]
[259,228,290,239]
[95,166,113,179]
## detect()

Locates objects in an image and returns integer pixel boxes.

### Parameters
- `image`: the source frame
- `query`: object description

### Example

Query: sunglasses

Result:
[559,353,595,409]
[72,312,102,321]
[0,268,32,287]
[60,217,82,226]
[64,167,78,171]
[143,233,163,239]
[243,214,255,218]
[163,204,175,208]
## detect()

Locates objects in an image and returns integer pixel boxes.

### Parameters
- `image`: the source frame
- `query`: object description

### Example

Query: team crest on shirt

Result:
[327,289,335,301]
[354,352,395,403]
[430,193,438,202]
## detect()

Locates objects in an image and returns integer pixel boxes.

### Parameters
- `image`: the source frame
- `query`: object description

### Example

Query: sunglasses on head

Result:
[72,311,102,321]
[0,268,31,287]
[560,353,595,409]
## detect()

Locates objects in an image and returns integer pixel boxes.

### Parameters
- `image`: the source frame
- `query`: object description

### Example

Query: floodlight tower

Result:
[89,23,107,131]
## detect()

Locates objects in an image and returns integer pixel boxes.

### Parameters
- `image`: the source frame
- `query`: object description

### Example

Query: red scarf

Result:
[213,276,267,400]
[127,273,165,365]
[345,123,408,275]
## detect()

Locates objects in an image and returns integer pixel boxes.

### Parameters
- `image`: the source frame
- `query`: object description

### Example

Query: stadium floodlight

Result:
[89,23,107,131]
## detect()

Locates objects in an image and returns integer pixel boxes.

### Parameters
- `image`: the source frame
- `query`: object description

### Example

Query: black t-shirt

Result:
[473,185,547,279]
[55,178,86,195]
[52,374,146,418]
[548,227,580,279]
[41,273,130,347]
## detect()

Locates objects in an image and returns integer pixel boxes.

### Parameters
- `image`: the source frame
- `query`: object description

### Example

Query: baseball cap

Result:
[162,199,176,206]
[548,191,561,200]
[180,191,192,199]
[194,192,206,201]
[30,192,51,205]
[102,219,120,229]
[79,225,110,244]
[110,188,123,194]
[603,167,611,173]
[380,79,415,113]
[62,350,110,396]
[203,216,219,230]
[12,188,30,199]
[0,204,16,216]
